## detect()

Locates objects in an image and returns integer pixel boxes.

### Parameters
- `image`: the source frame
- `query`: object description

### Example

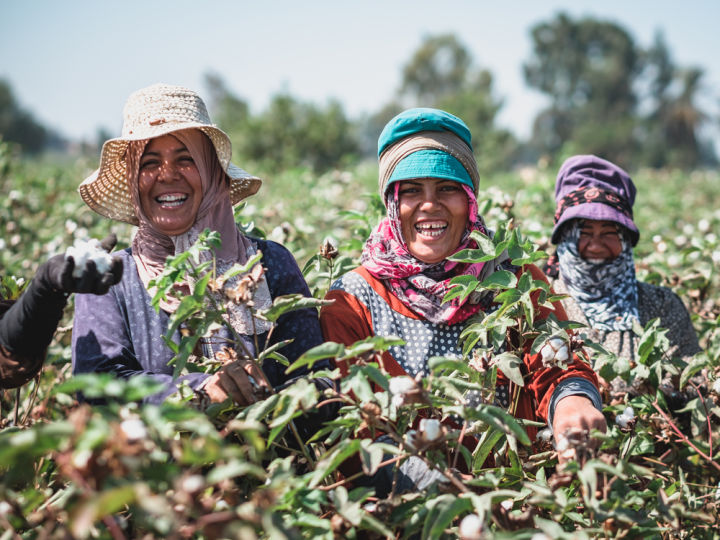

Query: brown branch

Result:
[317,455,405,491]
[689,380,713,457]
[651,400,720,473]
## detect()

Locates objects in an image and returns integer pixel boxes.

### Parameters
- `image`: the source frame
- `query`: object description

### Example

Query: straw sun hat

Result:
[78,83,261,225]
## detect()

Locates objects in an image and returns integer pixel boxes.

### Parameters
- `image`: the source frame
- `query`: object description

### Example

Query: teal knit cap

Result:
[377,108,478,194]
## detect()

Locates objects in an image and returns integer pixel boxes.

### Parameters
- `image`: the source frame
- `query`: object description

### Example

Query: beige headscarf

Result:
[377,130,480,197]
[126,129,272,335]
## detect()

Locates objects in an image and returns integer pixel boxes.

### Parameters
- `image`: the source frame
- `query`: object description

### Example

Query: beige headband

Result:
[378,130,480,197]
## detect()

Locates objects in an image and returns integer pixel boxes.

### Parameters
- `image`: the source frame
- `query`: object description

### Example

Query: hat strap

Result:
[554,186,633,224]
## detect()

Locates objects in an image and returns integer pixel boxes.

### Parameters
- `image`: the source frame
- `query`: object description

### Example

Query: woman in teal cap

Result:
[320,108,606,495]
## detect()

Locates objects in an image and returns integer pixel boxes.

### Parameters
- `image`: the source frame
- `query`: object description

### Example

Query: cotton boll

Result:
[459,513,483,540]
[623,406,635,419]
[180,475,205,493]
[615,414,629,428]
[419,418,442,441]
[389,376,416,396]
[712,379,720,395]
[66,237,113,277]
[537,427,553,442]
[120,418,148,441]
[72,449,92,469]
[540,337,569,368]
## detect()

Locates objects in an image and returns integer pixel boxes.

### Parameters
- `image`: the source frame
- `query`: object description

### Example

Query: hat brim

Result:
[78,124,261,225]
[551,202,639,245]
[385,149,475,191]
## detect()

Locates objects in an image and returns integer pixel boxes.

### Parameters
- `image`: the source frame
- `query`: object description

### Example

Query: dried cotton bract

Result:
[65,238,113,277]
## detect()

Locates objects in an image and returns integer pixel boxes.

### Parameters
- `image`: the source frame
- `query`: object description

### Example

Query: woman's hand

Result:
[203,359,272,406]
[552,395,607,464]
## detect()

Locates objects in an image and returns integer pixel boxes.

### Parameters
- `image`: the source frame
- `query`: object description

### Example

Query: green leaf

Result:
[424,495,472,539]
[428,356,475,376]
[457,404,531,446]
[206,460,265,484]
[261,294,334,323]
[70,484,139,536]
[449,249,497,263]
[494,352,524,387]
[478,269,517,289]
[309,438,361,488]
[472,427,505,470]
[287,341,345,374]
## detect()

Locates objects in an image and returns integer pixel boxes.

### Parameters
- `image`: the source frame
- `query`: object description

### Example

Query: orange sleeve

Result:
[517,264,599,423]
[320,288,406,378]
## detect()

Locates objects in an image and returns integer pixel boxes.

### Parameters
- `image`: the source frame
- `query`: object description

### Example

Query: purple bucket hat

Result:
[551,154,639,246]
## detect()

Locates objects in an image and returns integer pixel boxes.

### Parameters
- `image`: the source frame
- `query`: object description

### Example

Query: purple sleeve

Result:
[72,251,208,404]
[256,239,329,385]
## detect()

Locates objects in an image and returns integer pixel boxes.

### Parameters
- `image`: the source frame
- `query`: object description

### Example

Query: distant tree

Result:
[0,79,47,153]
[205,74,359,173]
[396,34,517,172]
[400,34,473,103]
[638,33,715,168]
[525,17,715,169]
[358,102,405,157]
[524,13,640,167]
[205,73,251,131]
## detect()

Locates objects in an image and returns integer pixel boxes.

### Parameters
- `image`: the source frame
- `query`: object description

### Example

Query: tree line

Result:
[1,13,717,172]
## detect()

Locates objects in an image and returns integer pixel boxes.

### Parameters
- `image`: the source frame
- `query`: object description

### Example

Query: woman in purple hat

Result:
[546,155,701,381]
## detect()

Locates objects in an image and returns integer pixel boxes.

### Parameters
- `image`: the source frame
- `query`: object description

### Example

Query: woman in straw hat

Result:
[545,155,701,404]
[320,108,606,495]
[72,83,333,408]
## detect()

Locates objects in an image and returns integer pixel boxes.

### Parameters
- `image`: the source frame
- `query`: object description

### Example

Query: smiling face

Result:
[397,178,469,264]
[578,219,623,261]
[138,134,203,236]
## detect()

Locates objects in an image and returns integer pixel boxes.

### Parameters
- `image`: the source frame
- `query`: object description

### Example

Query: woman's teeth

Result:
[415,223,447,237]
[156,194,187,208]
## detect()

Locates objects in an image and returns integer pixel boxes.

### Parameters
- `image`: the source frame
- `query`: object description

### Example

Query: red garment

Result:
[320,264,598,428]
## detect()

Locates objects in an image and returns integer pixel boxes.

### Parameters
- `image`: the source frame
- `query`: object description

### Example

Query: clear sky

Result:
[1,0,719,145]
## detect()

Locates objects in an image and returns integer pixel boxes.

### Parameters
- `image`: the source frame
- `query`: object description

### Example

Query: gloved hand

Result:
[39,234,124,295]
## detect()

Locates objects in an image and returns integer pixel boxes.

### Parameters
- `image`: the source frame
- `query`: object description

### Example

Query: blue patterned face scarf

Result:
[557,221,639,331]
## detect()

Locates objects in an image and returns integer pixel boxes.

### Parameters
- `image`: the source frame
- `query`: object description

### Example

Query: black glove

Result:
[0,234,123,359]
[40,233,124,296]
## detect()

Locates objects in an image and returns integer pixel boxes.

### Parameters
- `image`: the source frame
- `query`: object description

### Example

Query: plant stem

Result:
[651,400,720,473]
[690,380,713,457]
[318,455,406,491]
[452,420,467,470]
